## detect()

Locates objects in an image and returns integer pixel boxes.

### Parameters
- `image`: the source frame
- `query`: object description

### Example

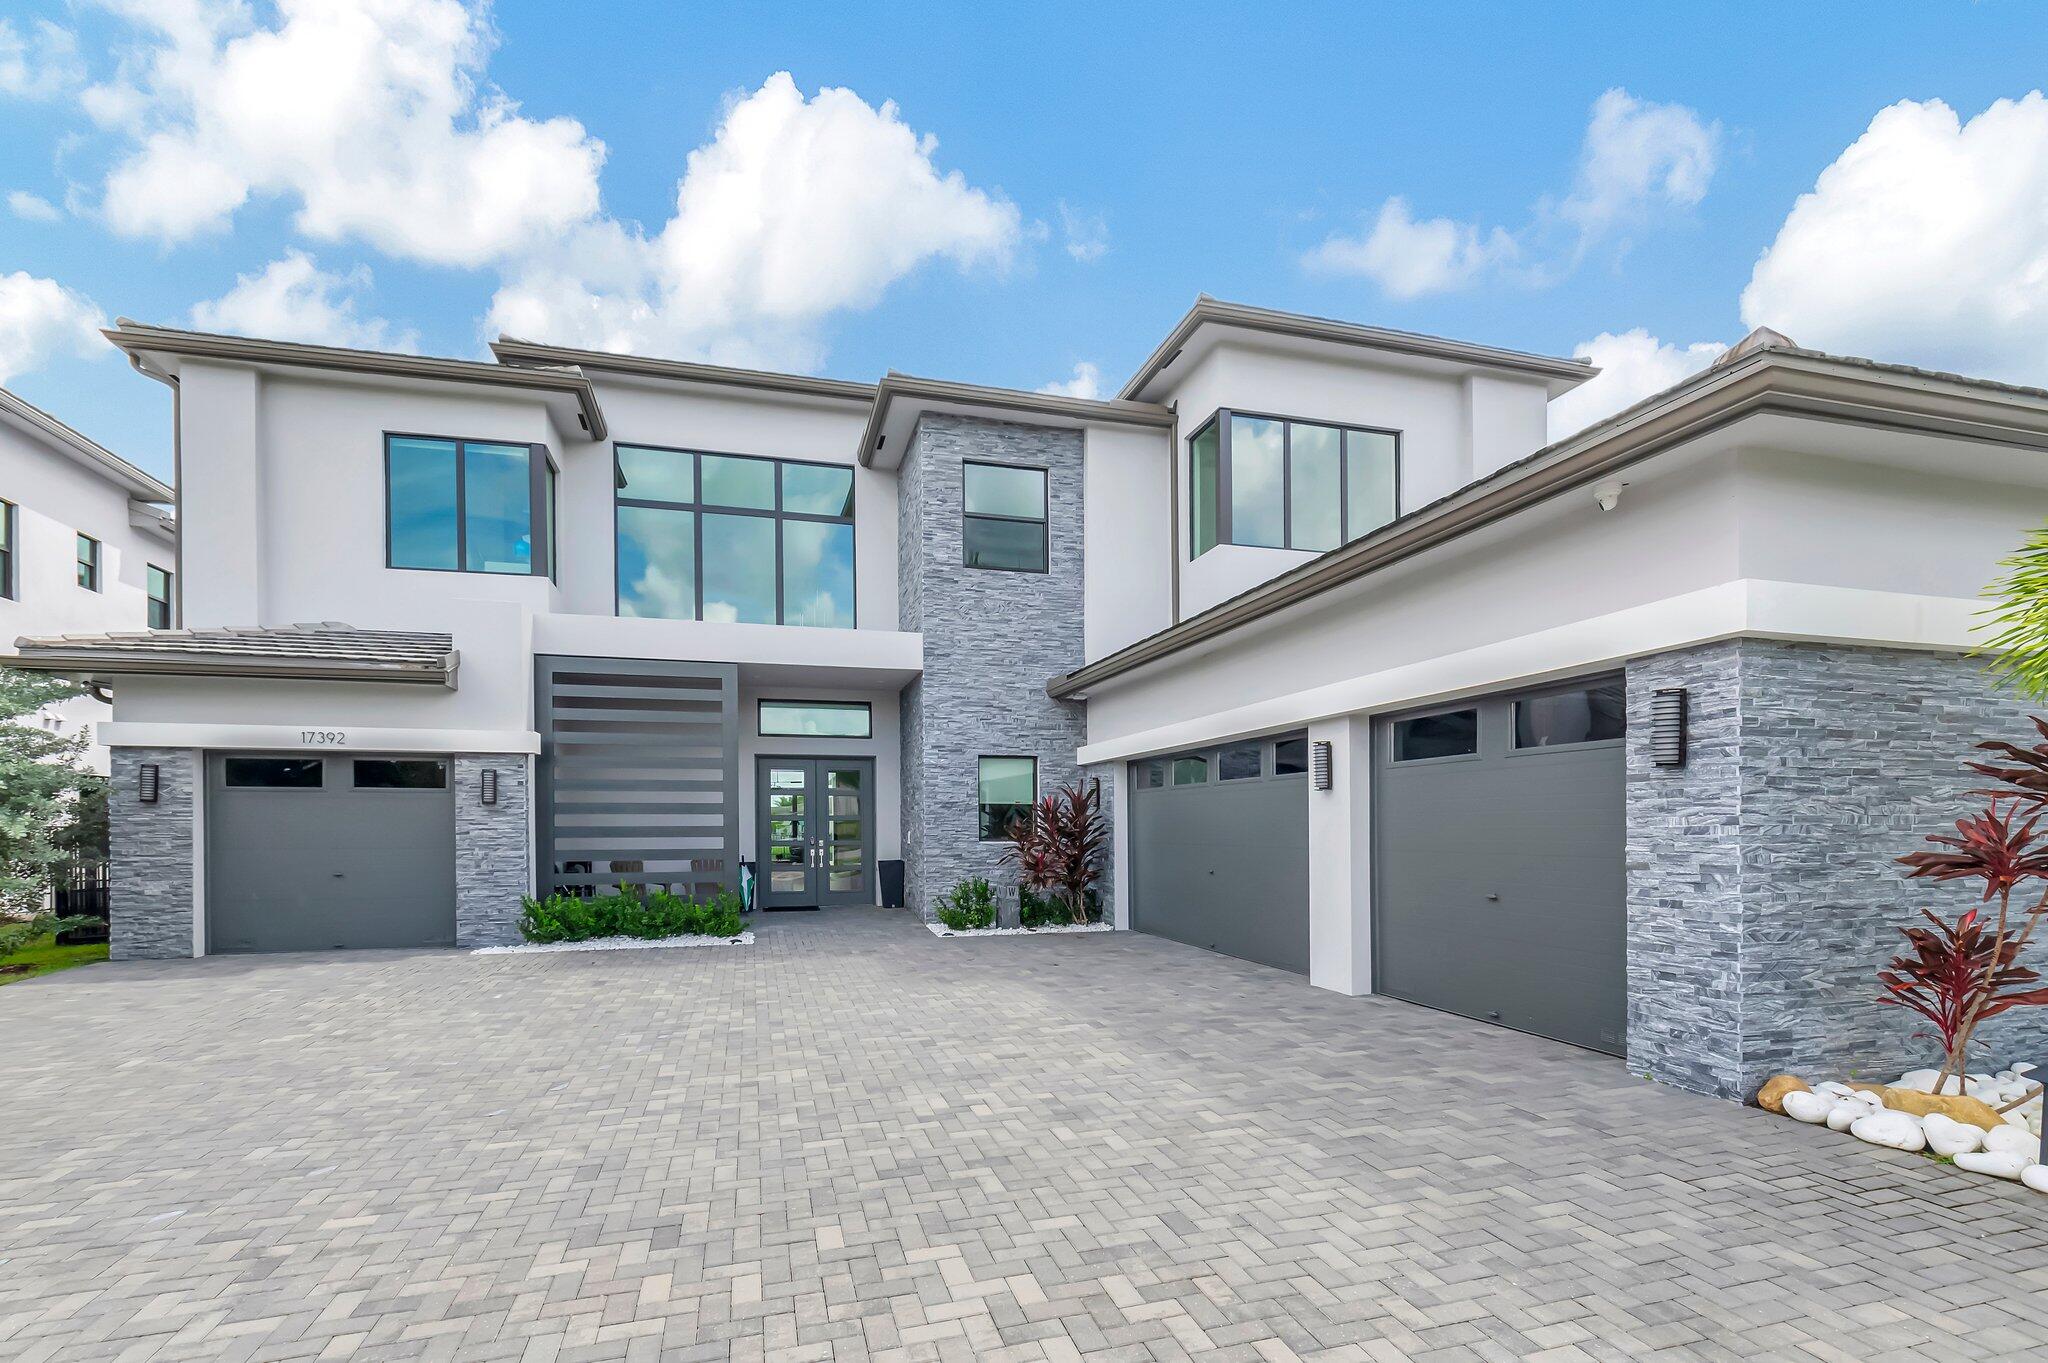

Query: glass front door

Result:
[755,756,874,909]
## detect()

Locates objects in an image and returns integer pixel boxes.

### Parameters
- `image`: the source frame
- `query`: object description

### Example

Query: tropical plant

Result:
[999,780,1107,926]
[1982,523,2048,700]
[935,876,996,931]
[1894,775,2048,1090]
[0,668,95,920]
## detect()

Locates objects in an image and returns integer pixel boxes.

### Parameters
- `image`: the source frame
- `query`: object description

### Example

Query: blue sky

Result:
[5,1,2048,484]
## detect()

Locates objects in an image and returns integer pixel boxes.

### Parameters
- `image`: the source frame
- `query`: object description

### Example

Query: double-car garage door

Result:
[1128,675,1626,1056]
[206,753,456,953]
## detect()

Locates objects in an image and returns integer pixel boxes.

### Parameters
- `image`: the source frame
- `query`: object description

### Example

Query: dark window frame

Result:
[757,698,873,739]
[222,756,324,789]
[75,532,99,591]
[1507,675,1627,755]
[146,563,173,629]
[351,757,450,790]
[1390,707,1482,765]
[0,498,15,600]
[383,432,556,578]
[976,753,1039,842]
[960,460,1050,574]
[1187,409,1402,558]
[612,442,858,627]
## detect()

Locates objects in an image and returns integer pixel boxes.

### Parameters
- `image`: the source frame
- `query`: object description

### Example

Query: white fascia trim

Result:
[100,723,541,755]
[1074,579,1988,765]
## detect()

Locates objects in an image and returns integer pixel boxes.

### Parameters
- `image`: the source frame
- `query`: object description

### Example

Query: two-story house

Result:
[14,297,2048,1105]
[1,386,176,773]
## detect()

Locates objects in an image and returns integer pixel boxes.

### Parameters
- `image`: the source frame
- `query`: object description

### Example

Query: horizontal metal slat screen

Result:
[535,656,740,898]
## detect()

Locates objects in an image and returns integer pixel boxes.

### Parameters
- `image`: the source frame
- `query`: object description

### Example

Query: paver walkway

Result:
[3,908,2046,1362]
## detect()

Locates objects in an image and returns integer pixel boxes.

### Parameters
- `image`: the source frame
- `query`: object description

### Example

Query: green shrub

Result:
[936,876,997,930]
[519,887,745,944]
[1018,885,1063,928]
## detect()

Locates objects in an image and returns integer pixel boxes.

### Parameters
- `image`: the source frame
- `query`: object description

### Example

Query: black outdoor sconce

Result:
[1652,687,1688,767]
[481,768,499,806]
[1311,740,1333,791]
[138,762,160,803]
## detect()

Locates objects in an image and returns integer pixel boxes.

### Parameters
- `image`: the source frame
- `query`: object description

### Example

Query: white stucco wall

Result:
[1081,423,1173,661]
[1,409,174,772]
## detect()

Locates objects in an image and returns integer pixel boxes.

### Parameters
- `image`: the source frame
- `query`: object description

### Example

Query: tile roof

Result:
[8,623,457,685]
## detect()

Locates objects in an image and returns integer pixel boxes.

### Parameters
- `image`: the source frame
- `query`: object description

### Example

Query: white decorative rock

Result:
[1783,1090,1833,1124]
[1890,1071,1938,1092]
[1983,1125,2041,1159]
[1827,1096,1881,1131]
[2021,1164,2048,1194]
[2014,1062,2038,1076]
[1922,1113,1985,1156]
[1955,1150,2033,1180]
[1850,1111,1928,1152]
[1815,1081,1858,1099]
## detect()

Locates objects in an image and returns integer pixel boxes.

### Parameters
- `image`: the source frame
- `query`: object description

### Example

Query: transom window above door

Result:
[615,445,856,627]
[1188,411,1398,556]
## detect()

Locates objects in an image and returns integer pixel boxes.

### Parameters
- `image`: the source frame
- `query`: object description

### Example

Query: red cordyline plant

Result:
[1891,758,2048,1092]
[999,780,1108,925]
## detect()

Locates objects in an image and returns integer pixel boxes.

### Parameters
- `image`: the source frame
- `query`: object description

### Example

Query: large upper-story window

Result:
[386,435,556,577]
[615,445,855,627]
[1188,411,1398,557]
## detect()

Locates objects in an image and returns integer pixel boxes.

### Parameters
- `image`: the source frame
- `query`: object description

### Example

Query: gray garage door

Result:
[1129,732,1310,974]
[1373,676,1626,1054]
[206,753,456,952]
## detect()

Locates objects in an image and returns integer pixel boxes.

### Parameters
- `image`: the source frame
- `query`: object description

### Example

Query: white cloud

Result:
[0,18,82,99]
[1740,93,2048,384]
[486,71,1020,369]
[1037,361,1102,400]
[1558,88,1721,236]
[0,271,107,383]
[190,250,417,351]
[1307,89,1718,298]
[1546,329,1727,441]
[7,190,60,222]
[88,0,606,265]
[1058,201,1109,263]
[1304,196,1519,300]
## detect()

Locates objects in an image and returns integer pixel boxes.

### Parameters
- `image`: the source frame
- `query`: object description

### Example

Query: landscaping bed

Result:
[926,921,1112,939]
[476,931,752,955]
[507,887,750,951]
[1761,1064,2046,1191]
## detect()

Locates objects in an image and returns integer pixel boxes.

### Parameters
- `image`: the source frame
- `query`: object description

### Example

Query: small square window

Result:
[978,756,1037,840]
[963,462,1048,572]
[1274,736,1309,775]
[1171,755,1208,786]
[1393,710,1478,762]
[1135,760,1166,790]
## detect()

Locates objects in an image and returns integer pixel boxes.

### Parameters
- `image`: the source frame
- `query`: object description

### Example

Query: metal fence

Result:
[54,861,110,944]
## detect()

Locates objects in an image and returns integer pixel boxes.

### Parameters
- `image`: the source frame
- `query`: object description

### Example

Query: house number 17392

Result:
[301,730,347,746]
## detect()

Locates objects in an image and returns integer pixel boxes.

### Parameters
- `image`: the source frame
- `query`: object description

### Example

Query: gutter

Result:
[105,322,610,442]
[858,372,1173,467]
[491,337,876,404]
[1050,347,2048,700]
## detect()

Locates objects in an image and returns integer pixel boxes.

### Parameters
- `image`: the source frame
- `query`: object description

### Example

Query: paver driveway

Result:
[3,908,2047,1363]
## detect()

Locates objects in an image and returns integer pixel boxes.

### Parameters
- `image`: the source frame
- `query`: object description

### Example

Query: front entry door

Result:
[756,757,875,909]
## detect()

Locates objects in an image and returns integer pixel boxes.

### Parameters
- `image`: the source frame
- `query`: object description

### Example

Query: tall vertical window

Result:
[385,435,555,576]
[962,462,1048,572]
[75,533,99,591]
[614,446,855,627]
[146,565,173,629]
[0,499,15,599]
[1186,412,1400,557]
[977,756,1037,840]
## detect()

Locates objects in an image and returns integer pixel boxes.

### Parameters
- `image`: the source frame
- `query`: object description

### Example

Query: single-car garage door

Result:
[1374,677,1626,1054]
[1129,731,1309,973]
[207,753,457,952]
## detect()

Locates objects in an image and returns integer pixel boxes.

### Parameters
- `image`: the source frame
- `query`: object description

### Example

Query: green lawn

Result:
[0,933,108,986]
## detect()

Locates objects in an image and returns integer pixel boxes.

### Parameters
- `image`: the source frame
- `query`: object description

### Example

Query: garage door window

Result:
[1171,755,1208,785]
[1514,682,1625,749]
[223,757,323,788]
[1136,760,1166,789]
[1217,743,1262,781]
[1274,736,1308,775]
[1393,710,1478,762]
[353,759,449,789]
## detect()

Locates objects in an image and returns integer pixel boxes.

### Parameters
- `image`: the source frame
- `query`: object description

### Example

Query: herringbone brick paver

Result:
[2,909,2045,1361]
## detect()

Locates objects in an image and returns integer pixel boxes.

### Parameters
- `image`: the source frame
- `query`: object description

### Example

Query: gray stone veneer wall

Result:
[454,754,531,947]
[1626,640,2048,1100]
[897,413,1092,918]
[109,747,196,959]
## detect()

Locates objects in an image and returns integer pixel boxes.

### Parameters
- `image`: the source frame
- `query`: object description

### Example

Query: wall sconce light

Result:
[1311,740,1333,791]
[138,762,160,803]
[1652,687,1688,767]
[481,768,499,806]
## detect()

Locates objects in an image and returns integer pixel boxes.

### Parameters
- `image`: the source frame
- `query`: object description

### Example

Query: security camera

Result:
[1593,480,1626,512]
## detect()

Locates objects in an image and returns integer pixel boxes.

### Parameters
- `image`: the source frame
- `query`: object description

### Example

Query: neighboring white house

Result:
[0,387,176,774]
[12,297,2048,1106]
